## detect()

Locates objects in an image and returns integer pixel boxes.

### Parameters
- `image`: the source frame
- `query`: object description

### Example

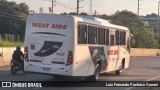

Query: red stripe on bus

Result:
[107,50,118,55]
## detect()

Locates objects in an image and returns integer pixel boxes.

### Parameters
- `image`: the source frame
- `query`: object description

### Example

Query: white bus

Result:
[24,14,131,81]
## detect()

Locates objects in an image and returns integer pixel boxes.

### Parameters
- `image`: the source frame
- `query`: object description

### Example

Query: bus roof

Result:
[28,14,129,32]
[72,15,130,32]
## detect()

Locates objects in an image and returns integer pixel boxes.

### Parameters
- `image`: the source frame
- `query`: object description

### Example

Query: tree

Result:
[98,10,159,48]
[97,14,111,20]
[19,3,29,15]
[135,29,158,48]
[68,12,77,15]
[110,10,144,35]
[0,0,29,40]
[60,12,67,15]
[79,13,88,15]
[146,13,158,18]
[152,24,160,48]
[152,24,160,36]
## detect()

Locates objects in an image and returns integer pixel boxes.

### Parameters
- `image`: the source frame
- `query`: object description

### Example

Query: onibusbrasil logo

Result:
[1,82,42,87]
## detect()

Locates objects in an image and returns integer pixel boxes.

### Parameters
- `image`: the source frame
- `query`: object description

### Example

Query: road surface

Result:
[0,56,160,90]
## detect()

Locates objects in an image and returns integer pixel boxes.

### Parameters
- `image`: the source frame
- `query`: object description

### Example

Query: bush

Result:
[0,41,24,47]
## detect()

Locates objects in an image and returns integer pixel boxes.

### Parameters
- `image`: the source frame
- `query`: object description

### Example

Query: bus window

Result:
[115,30,120,45]
[110,35,114,46]
[88,26,97,44]
[120,31,126,45]
[106,29,109,45]
[78,24,87,44]
[98,28,105,45]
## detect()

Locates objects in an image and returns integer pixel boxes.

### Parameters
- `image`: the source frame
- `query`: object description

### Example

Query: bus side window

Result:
[106,29,109,45]
[110,35,114,46]
[78,24,87,44]
[120,31,126,45]
[88,26,97,44]
[98,28,105,45]
[115,30,120,45]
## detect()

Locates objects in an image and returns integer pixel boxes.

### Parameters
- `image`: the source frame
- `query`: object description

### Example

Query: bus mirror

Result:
[130,37,135,47]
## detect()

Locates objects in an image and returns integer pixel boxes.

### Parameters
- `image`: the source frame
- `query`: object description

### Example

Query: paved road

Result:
[0,56,160,90]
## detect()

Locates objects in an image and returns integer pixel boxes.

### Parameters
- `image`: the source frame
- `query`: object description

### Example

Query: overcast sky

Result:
[7,0,160,15]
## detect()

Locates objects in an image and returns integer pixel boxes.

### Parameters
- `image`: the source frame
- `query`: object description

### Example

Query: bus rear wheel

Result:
[115,69,122,75]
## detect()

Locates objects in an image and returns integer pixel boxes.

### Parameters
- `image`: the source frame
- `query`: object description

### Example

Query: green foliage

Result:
[152,24,160,48]
[110,10,144,35]
[135,29,158,48]
[60,12,67,15]
[79,13,88,15]
[0,0,159,49]
[0,0,29,37]
[146,13,158,18]
[98,10,159,48]
[97,14,111,20]
[0,41,24,47]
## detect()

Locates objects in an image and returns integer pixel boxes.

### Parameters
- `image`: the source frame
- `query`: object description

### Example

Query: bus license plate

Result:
[42,68,51,72]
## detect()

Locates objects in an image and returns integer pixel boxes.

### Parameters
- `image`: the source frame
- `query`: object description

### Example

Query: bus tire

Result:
[115,70,121,75]
[90,64,100,81]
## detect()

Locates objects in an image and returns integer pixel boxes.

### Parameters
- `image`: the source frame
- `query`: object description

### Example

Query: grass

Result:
[0,41,24,47]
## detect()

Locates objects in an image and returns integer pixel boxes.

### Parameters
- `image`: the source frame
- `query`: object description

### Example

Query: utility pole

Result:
[89,0,92,15]
[52,0,53,14]
[77,0,83,15]
[43,0,56,14]
[77,0,79,15]
[137,0,142,16]
[158,1,160,38]
[94,10,97,16]
[39,7,43,13]
[158,1,160,24]
[51,0,56,14]
[137,0,140,16]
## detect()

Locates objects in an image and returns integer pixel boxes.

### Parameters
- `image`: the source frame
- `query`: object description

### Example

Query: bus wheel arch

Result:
[122,58,125,69]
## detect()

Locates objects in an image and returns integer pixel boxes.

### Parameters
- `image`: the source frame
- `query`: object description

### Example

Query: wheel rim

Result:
[119,69,122,73]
